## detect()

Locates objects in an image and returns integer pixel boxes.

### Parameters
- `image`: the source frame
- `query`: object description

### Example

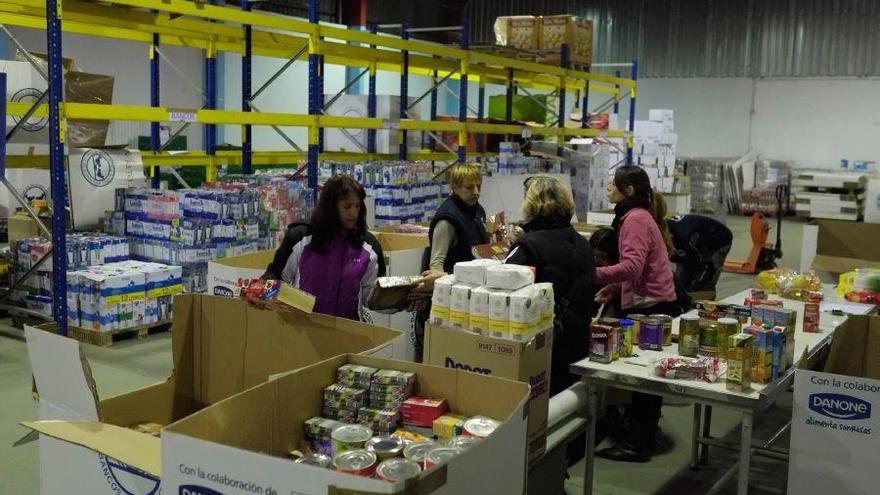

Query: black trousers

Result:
[621,300,683,451]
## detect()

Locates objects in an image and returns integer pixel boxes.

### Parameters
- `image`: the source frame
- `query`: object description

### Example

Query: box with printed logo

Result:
[788,315,880,494]
[424,323,552,463]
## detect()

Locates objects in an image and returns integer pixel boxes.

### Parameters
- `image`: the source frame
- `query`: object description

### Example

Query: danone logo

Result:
[444,357,491,375]
[809,393,872,420]
[180,485,225,495]
[213,286,234,297]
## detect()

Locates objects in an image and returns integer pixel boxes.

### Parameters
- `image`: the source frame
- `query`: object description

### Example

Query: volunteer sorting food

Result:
[268,175,385,321]
[593,165,682,463]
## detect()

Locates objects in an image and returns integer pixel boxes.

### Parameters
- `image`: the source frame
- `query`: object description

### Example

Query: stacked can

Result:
[323,384,367,423]
[304,417,347,455]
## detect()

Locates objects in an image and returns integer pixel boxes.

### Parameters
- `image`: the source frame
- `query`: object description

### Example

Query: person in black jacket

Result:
[505,175,594,396]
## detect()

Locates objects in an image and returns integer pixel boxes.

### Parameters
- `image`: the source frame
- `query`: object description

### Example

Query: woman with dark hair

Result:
[279,175,382,321]
[594,165,680,463]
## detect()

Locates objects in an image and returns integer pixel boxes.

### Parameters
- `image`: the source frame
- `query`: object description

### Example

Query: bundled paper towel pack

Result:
[431,261,553,342]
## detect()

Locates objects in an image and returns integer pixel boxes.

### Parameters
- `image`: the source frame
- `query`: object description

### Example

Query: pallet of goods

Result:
[793,170,869,221]
[492,14,592,67]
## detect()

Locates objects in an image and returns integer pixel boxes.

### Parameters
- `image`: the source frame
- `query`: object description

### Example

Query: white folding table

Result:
[572,285,875,495]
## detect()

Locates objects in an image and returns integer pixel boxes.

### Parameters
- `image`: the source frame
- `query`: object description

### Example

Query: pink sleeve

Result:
[595,215,650,284]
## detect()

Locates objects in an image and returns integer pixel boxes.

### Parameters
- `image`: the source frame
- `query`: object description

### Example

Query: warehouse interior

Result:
[1,1,879,494]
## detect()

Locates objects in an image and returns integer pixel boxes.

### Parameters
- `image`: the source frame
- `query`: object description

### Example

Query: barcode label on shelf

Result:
[521,126,532,138]
[169,110,198,123]
[383,121,400,130]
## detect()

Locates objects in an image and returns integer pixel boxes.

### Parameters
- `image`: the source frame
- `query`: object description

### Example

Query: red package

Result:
[401,397,449,428]
[803,301,820,333]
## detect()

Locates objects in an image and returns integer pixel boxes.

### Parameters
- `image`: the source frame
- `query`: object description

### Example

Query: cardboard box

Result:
[424,324,552,463]
[22,294,406,495]
[207,249,275,297]
[161,353,531,495]
[539,15,593,63]
[863,179,880,224]
[810,219,880,275]
[788,315,880,494]
[494,15,540,50]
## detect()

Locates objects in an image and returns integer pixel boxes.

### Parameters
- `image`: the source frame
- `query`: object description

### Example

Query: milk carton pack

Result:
[66,272,80,327]
[488,289,512,339]
[469,286,491,335]
[453,259,502,286]
[449,283,476,330]
[485,264,535,291]
[429,274,456,326]
[534,283,555,332]
[509,285,541,341]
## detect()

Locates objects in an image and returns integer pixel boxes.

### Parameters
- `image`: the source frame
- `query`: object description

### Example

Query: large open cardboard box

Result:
[803,219,880,276]
[21,294,405,495]
[424,324,552,463]
[161,353,531,495]
[207,249,275,296]
[788,315,880,494]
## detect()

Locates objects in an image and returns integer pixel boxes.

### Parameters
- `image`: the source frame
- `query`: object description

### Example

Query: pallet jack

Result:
[723,184,790,274]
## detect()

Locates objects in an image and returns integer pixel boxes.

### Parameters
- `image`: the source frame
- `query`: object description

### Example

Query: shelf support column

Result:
[505,68,513,141]
[205,37,217,181]
[367,23,377,155]
[429,66,438,151]
[241,0,253,174]
[399,23,409,160]
[457,19,469,164]
[476,75,485,155]
[581,80,590,129]
[627,60,638,166]
[558,44,569,157]
[150,33,161,188]
[307,0,320,200]
[46,0,68,334]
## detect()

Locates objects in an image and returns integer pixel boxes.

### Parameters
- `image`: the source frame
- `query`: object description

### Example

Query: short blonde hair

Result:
[522,175,575,223]
[448,163,483,188]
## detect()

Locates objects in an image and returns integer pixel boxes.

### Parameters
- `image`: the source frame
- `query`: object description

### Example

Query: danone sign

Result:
[809,393,872,421]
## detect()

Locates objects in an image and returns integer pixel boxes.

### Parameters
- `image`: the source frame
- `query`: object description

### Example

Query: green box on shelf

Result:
[489,94,549,123]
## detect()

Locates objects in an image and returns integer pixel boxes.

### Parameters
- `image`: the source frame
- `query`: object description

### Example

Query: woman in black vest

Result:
[504,175,594,396]
[426,163,489,274]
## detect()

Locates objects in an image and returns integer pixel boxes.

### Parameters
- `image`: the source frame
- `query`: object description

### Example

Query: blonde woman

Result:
[505,175,594,396]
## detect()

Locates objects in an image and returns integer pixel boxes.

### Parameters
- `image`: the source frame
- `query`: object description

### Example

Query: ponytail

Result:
[651,192,675,257]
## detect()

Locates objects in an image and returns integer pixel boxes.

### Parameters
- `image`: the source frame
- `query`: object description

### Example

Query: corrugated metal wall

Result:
[466,0,880,77]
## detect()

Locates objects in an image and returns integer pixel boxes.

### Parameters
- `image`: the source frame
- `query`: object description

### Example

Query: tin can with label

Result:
[627,314,645,343]
[590,324,614,363]
[403,441,437,464]
[678,314,701,357]
[423,446,462,470]
[649,314,673,346]
[376,458,422,482]
[365,435,405,459]
[333,449,378,477]
[294,453,332,468]
[331,424,373,456]
[599,318,621,360]
[639,319,664,351]
[716,317,740,360]
[619,319,634,358]
[462,416,500,438]
[699,321,718,358]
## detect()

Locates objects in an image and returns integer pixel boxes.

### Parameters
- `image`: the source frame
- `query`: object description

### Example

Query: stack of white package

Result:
[430,260,554,342]
[629,109,678,193]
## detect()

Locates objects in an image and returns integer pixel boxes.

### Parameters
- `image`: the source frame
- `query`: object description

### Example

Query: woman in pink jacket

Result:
[594,165,680,463]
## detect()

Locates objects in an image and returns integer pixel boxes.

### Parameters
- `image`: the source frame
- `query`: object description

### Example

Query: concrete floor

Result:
[0,215,806,494]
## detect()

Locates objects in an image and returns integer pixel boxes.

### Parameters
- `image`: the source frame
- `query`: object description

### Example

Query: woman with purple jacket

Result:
[281,175,381,321]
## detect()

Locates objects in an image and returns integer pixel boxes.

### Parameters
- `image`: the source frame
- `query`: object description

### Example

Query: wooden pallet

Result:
[470,44,591,70]
[67,320,172,347]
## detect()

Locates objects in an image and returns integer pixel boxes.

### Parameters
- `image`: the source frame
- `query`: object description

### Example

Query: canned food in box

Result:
[376,458,421,482]
[403,441,437,463]
[423,446,462,470]
[331,424,372,455]
[294,453,332,468]
[332,449,377,477]
[447,435,481,449]
[463,416,500,438]
[365,435,405,459]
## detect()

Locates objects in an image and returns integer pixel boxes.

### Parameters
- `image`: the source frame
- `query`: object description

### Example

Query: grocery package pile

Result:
[837,268,880,304]
[107,187,276,292]
[741,160,791,216]
[630,110,684,194]
[9,233,130,317]
[590,288,804,390]
[792,169,868,221]
[297,363,499,481]
[322,161,446,226]
[429,259,553,342]
[66,260,183,331]
[684,158,728,216]
[205,173,313,247]
[755,268,822,301]
[486,142,563,175]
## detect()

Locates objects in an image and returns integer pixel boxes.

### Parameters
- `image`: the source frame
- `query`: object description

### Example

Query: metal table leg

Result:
[582,381,597,495]
[738,411,754,495]
[700,404,713,465]
[690,402,702,470]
